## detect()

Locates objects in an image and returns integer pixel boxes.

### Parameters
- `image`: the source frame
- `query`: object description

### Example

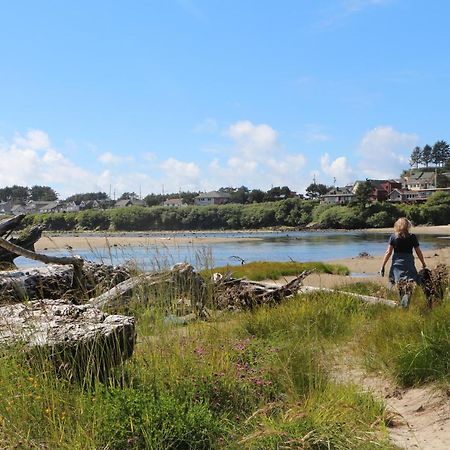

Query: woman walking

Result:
[380,217,426,307]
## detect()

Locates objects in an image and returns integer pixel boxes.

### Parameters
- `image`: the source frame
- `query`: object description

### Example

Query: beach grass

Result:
[1,262,448,448]
[203,260,350,281]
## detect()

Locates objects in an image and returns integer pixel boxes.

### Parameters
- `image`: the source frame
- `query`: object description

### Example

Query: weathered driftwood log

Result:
[0,233,82,267]
[0,299,135,380]
[299,285,397,307]
[0,214,26,237]
[0,262,131,304]
[0,226,44,266]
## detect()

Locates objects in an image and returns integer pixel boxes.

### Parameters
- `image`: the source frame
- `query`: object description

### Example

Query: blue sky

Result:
[1,0,449,198]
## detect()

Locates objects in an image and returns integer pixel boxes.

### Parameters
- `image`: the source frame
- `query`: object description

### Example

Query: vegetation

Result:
[0,184,57,202]
[0,258,449,448]
[206,261,349,281]
[409,140,450,168]
[10,191,450,231]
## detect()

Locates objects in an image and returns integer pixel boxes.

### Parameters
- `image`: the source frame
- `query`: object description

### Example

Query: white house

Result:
[194,191,231,206]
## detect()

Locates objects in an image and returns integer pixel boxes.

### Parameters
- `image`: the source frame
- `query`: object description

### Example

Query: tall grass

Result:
[360,299,450,386]
[0,282,393,448]
[204,260,349,281]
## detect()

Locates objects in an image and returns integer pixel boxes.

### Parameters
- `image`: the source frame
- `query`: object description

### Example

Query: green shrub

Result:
[97,387,220,450]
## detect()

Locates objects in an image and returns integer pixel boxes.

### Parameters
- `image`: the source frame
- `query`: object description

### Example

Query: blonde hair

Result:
[394,217,411,238]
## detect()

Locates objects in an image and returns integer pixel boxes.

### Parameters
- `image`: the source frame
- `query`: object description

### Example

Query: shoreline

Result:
[35,224,450,251]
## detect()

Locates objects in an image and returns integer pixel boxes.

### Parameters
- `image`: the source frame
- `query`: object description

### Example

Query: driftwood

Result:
[0,299,135,380]
[0,262,131,304]
[299,285,397,307]
[89,263,311,313]
[212,271,311,310]
[0,216,44,266]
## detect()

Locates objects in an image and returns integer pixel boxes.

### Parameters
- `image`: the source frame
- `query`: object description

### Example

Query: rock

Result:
[0,299,135,380]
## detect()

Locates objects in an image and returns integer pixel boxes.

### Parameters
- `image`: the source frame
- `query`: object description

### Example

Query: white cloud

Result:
[14,129,51,150]
[357,126,417,178]
[160,158,201,189]
[227,120,279,158]
[0,129,99,197]
[98,152,134,165]
[320,153,354,184]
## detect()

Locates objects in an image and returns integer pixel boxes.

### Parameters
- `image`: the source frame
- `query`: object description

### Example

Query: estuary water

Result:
[15,230,450,270]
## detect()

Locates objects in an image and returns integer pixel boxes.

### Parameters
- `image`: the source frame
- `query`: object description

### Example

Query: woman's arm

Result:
[414,246,426,268]
[380,244,394,275]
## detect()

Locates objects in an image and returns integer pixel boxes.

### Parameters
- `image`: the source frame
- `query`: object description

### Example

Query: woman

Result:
[380,217,426,307]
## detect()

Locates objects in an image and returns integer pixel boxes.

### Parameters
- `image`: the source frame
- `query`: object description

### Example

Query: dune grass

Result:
[1,261,448,448]
[203,260,349,281]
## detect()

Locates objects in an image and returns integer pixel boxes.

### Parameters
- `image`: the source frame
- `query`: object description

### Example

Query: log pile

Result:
[212,270,311,310]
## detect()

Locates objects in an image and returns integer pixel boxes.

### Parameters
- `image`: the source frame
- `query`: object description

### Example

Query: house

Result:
[403,170,436,190]
[387,189,420,203]
[162,198,185,207]
[39,201,61,213]
[388,187,450,203]
[115,197,146,208]
[353,179,403,202]
[194,191,231,206]
[321,186,355,204]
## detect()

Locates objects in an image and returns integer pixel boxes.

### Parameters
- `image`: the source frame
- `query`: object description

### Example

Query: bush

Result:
[76,210,110,230]
[365,211,393,228]
[97,387,220,449]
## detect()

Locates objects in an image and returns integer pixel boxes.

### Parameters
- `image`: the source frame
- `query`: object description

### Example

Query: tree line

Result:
[410,140,450,168]
[0,185,58,203]
[20,191,450,232]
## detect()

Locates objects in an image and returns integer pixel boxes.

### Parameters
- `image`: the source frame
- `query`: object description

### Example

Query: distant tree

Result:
[118,192,138,200]
[410,146,422,168]
[305,183,328,199]
[432,140,450,167]
[231,186,249,204]
[144,193,166,206]
[30,185,58,201]
[421,144,433,168]
[248,189,265,203]
[354,180,373,207]
[219,186,250,204]
[0,185,29,203]
[66,192,109,202]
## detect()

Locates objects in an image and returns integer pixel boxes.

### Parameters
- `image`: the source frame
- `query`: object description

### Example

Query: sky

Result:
[0,0,449,198]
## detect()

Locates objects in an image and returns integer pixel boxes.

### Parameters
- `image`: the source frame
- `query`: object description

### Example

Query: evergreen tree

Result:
[432,140,450,167]
[354,180,373,207]
[305,183,328,199]
[421,144,433,167]
[30,185,58,201]
[410,146,422,168]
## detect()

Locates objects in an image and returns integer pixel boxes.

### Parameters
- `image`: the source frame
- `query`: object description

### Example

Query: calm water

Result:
[15,230,450,270]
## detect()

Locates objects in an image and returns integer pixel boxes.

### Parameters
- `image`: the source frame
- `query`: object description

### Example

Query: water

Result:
[14,230,449,270]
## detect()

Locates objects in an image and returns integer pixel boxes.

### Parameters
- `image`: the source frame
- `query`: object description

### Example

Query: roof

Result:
[163,198,184,205]
[406,171,436,182]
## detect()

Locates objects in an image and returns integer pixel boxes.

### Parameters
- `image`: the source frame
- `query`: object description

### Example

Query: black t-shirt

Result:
[388,233,419,254]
